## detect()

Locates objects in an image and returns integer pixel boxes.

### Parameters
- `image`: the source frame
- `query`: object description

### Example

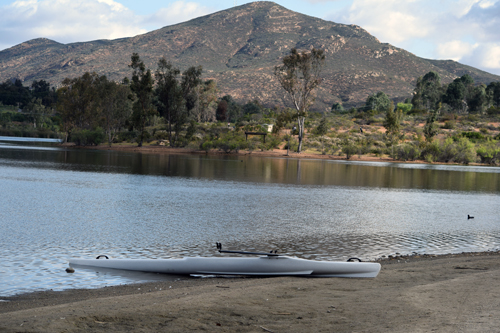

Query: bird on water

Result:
[468,215,474,219]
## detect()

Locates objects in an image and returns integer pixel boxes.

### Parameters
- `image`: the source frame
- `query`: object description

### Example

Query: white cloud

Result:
[0,0,146,49]
[325,0,500,75]
[437,40,477,61]
[0,0,211,51]
[463,43,500,71]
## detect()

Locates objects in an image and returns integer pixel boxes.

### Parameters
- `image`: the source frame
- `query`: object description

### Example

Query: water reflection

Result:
[1,145,499,192]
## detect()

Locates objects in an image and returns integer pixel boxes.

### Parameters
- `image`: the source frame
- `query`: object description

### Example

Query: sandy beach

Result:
[1,252,500,332]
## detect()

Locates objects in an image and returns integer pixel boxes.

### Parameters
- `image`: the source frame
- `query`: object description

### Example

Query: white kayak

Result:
[69,256,381,278]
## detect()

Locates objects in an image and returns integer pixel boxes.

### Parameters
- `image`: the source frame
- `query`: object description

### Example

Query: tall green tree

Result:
[57,72,101,141]
[486,82,500,107]
[412,71,443,111]
[97,77,132,146]
[469,84,488,114]
[0,79,32,108]
[383,101,402,142]
[443,74,475,113]
[365,91,391,112]
[423,104,440,142]
[274,47,325,153]
[181,65,203,118]
[24,97,51,129]
[31,80,57,107]
[196,80,218,122]
[155,58,186,146]
[129,53,156,147]
[221,95,242,122]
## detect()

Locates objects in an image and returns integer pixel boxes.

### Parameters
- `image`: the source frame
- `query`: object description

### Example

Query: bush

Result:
[342,144,358,159]
[200,140,213,152]
[460,131,485,142]
[71,128,105,146]
[115,130,137,143]
[395,143,421,161]
[442,120,455,129]
[476,144,500,165]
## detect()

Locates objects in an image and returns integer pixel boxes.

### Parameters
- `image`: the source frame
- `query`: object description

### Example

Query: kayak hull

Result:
[69,256,381,278]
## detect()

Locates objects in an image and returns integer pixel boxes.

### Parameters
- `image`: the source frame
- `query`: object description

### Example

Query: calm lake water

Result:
[1,138,500,297]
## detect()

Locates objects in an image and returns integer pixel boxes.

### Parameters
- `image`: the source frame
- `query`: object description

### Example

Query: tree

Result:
[423,104,440,142]
[216,100,228,121]
[57,72,101,141]
[468,84,488,114]
[24,97,51,129]
[31,80,57,107]
[331,102,344,112]
[412,71,442,111]
[97,77,132,146]
[315,116,329,136]
[274,47,325,153]
[129,53,156,147]
[243,100,262,115]
[443,74,475,113]
[181,65,203,119]
[196,80,218,122]
[383,102,402,141]
[155,58,186,145]
[221,95,242,122]
[365,91,391,112]
[0,79,32,108]
[486,82,500,107]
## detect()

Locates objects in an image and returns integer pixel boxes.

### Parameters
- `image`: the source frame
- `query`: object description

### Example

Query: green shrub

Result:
[200,140,213,152]
[443,120,455,129]
[460,131,485,142]
[71,128,105,146]
[476,144,500,165]
[395,143,421,161]
[342,144,358,159]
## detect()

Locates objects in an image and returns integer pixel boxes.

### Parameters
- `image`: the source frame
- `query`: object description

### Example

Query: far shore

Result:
[1,251,500,332]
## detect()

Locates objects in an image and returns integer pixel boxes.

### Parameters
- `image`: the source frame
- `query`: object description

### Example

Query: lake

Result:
[1,138,499,296]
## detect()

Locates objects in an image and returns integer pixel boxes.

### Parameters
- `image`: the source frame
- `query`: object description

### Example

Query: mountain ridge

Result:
[1,1,499,110]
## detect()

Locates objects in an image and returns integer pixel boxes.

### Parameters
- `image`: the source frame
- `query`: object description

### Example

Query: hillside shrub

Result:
[476,143,500,165]
[395,143,421,161]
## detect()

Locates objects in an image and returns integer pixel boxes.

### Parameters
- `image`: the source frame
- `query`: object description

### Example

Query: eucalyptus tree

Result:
[196,80,218,122]
[274,47,325,153]
[57,72,101,141]
[468,84,488,114]
[129,53,156,147]
[155,58,186,145]
[181,65,203,118]
[443,74,475,113]
[486,82,500,107]
[97,77,132,146]
[365,91,391,112]
[412,71,443,111]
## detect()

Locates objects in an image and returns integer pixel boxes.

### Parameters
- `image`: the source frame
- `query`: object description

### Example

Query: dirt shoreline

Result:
[1,251,500,332]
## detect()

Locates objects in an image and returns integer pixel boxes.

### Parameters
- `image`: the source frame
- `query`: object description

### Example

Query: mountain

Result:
[1,1,499,111]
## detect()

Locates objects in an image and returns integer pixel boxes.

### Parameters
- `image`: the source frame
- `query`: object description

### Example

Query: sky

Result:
[1,0,500,76]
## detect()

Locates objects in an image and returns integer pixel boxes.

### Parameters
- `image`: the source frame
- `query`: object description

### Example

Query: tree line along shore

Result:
[1,50,500,165]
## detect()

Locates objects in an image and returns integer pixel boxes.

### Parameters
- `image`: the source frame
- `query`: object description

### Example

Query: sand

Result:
[1,252,500,332]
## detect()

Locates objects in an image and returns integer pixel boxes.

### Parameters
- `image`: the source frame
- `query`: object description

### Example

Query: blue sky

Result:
[1,0,500,76]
